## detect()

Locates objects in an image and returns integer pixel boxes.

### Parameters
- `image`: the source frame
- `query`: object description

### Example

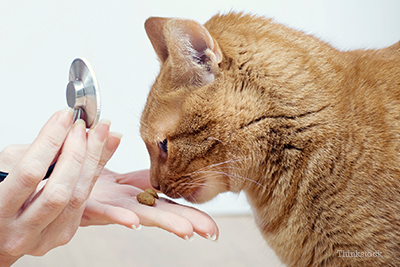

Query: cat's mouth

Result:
[162,181,204,203]
[162,175,227,204]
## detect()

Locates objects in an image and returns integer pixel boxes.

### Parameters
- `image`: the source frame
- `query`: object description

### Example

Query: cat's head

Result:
[140,17,254,203]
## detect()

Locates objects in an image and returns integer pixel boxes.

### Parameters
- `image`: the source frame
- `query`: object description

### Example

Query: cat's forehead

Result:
[140,84,185,143]
[154,112,180,141]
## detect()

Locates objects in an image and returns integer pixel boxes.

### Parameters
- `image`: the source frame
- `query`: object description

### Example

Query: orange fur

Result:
[140,12,400,266]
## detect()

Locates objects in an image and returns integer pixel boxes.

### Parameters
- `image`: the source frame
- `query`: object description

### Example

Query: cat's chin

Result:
[180,184,226,204]
[159,174,229,204]
[162,182,224,204]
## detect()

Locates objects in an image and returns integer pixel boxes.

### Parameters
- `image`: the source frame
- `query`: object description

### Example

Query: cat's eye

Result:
[158,139,168,154]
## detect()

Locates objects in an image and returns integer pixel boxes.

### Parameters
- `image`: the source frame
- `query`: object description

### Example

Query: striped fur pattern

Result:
[140,13,400,266]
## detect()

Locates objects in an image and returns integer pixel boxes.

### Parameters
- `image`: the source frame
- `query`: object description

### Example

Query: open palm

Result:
[81,169,219,241]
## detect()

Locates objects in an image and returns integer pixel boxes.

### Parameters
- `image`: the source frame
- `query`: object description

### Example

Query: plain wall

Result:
[1,0,399,215]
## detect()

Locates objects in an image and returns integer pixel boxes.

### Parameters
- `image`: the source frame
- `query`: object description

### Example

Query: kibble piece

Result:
[145,188,159,199]
[137,192,156,206]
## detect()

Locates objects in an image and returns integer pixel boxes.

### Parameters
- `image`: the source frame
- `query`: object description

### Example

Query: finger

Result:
[42,121,122,241]
[137,201,195,240]
[66,119,111,207]
[103,132,123,162]
[92,131,122,179]
[0,108,73,217]
[104,198,194,240]
[80,200,140,228]
[20,119,87,227]
[0,144,30,171]
[156,198,219,241]
[63,122,121,214]
[115,169,152,190]
[41,120,112,237]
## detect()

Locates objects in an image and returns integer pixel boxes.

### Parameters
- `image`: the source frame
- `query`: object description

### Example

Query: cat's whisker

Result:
[190,168,267,191]
[207,136,224,143]
[178,171,243,192]
[187,157,250,177]
[188,157,250,175]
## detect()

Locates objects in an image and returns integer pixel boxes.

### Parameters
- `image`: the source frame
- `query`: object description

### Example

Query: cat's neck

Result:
[206,13,400,240]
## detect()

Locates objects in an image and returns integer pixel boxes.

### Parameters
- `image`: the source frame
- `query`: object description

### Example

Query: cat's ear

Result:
[145,17,223,86]
[145,17,170,63]
[165,18,223,85]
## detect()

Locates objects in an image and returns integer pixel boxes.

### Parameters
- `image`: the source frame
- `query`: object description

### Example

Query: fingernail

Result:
[63,107,74,115]
[105,132,123,151]
[73,119,86,138]
[132,224,142,230]
[95,118,111,142]
[206,233,218,241]
[110,131,123,139]
[184,235,194,242]
[58,107,74,129]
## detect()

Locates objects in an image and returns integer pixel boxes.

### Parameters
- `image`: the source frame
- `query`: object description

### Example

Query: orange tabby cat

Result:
[140,12,400,266]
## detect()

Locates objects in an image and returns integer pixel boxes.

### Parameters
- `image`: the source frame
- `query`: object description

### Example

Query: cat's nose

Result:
[152,183,160,191]
[150,176,160,190]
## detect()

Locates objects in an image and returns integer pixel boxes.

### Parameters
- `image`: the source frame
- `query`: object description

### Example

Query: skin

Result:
[84,168,219,241]
[0,108,218,266]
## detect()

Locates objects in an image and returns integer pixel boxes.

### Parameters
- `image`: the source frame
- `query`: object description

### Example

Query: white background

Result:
[1,0,399,215]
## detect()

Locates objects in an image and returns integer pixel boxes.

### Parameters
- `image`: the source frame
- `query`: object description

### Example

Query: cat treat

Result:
[136,189,158,206]
[145,188,159,199]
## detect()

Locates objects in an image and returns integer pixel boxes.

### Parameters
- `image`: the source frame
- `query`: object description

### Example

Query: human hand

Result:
[0,108,121,266]
[81,169,219,242]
